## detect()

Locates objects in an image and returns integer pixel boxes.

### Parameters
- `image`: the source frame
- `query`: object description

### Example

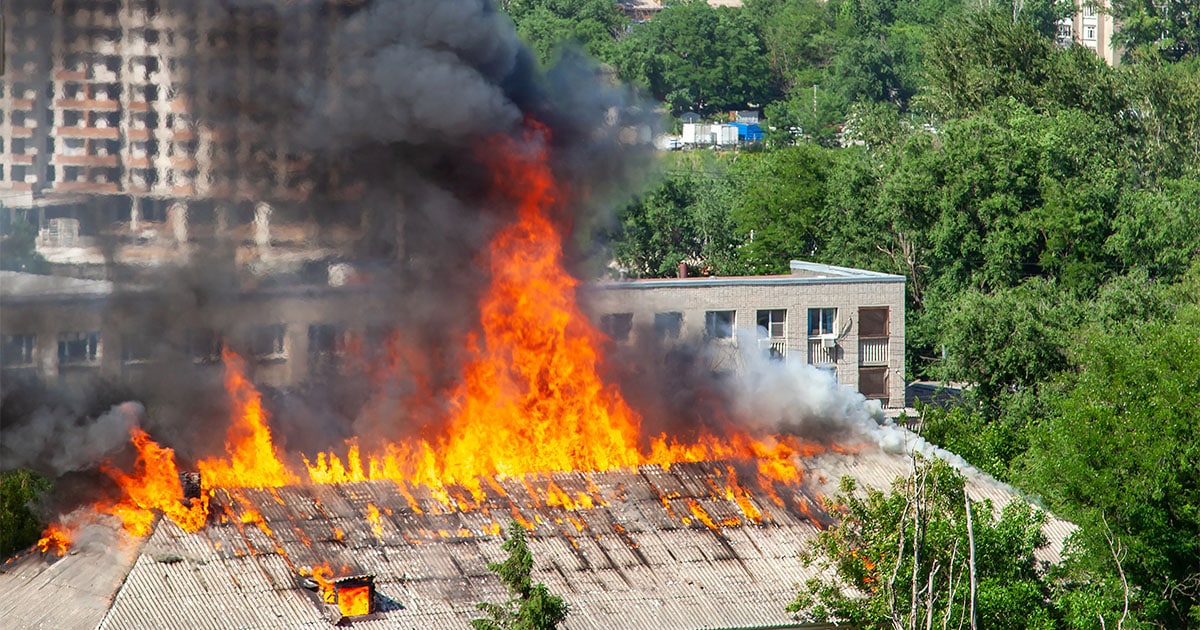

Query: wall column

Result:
[168,201,188,243]
[254,202,272,253]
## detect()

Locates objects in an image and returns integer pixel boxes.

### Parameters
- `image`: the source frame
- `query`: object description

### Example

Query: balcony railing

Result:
[758,338,787,359]
[859,337,889,366]
[807,339,836,366]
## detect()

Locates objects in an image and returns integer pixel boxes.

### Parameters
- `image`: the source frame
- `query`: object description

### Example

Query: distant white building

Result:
[1057,0,1121,65]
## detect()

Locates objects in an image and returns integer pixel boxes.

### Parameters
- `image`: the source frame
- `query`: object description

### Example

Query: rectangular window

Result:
[599,313,633,343]
[808,308,837,337]
[704,310,735,339]
[58,331,100,364]
[756,309,786,339]
[653,312,683,340]
[1085,26,1096,40]
[249,324,286,360]
[308,324,344,356]
[2,334,36,366]
[309,324,346,375]
[859,366,889,402]
[187,328,222,364]
[858,307,889,338]
[121,334,154,364]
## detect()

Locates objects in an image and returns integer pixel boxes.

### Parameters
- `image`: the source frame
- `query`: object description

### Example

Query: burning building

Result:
[0,446,1074,629]
[1,2,1065,628]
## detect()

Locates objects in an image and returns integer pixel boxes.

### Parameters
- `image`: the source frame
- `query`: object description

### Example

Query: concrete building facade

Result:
[1,261,906,407]
[586,261,906,407]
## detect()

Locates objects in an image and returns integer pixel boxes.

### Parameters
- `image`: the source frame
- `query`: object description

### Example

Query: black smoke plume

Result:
[2,0,655,484]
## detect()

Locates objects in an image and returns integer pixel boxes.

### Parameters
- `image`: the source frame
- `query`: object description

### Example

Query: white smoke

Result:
[722,330,1022,496]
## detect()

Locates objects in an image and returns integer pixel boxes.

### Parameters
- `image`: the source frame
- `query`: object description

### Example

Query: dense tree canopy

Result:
[792,458,1062,628]
[596,5,1200,624]
[614,0,780,115]
[498,0,628,67]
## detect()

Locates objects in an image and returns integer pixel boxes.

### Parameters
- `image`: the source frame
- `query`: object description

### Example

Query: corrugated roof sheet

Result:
[1,443,1074,630]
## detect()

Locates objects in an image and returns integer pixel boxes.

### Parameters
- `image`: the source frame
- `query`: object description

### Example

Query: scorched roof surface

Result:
[1,444,1072,630]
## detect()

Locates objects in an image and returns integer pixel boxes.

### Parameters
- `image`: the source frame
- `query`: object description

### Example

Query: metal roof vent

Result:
[302,567,375,622]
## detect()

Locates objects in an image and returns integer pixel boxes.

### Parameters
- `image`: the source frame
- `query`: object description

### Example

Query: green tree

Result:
[616,0,780,115]
[499,0,628,67]
[790,457,1061,628]
[1111,0,1200,62]
[611,168,740,278]
[1020,301,1200,626]
[472,519,569,630]
[920,8,1125,121]
[0,469,51,558]
[0,215,50,274]
[726,144,830,274]
[936,279,1080,406]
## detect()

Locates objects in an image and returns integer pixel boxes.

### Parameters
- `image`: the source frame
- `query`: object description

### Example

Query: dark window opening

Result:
[599,313,633,343]
[859,307,889,338]
[58,331,100,364]
[860,366,889,401]
[704,310,735,339]
[653,312,683,340]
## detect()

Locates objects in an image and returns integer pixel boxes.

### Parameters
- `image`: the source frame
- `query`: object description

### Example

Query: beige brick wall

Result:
[583,276,906,407]
[2,273,907,407]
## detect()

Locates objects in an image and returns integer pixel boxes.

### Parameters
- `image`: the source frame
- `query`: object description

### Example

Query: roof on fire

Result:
[0,442,1073,630]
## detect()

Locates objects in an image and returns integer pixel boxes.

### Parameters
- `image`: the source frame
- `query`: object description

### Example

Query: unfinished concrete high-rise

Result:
[2,1,365,272]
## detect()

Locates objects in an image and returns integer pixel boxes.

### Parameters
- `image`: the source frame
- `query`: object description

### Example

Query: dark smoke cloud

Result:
[0,400,143,476]
[2,0,656,482]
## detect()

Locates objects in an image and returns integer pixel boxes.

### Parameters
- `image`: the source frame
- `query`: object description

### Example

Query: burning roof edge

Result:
[0,440,1075,630]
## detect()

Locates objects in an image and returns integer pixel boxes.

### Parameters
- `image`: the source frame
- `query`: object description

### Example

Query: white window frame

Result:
[704,310,736,340]
[58,331,101,364]
[808,307,838,338]
[2,334,37,367]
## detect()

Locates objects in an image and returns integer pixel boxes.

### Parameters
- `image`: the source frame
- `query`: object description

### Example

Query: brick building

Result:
[586,260,906,407]
[1,260,906,406]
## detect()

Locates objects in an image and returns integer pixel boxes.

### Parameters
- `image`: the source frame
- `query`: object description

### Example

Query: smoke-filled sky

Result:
[1,0,655,482]
[0,0,941,518]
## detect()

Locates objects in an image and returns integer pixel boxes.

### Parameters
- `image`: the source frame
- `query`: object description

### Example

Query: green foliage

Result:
[499,0,628,67]
[921,8,1124,120]
[615,0,780,115]
[472,519,569,630]
[1020,303,1200,626]
[0,216,50,275]
[0,469,51,558]
[791,458,1059,628]
[1111,0,1200,62]
[611,167,740,278]
[726,144,829,274]
[936,279,1079,405]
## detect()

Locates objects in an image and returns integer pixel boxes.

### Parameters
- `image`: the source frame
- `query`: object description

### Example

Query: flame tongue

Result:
[435,134,644,483]
[36,128,821,554]
[101,428,208,537]
[198,349,298,488]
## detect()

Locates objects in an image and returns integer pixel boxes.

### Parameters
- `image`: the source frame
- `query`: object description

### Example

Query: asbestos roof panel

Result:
[0,539,139,630]
[2,439,1076,630]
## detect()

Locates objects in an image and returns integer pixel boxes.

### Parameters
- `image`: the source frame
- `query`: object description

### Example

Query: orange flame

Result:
[299,131,822,499]
[198,349,298,488]
[337,584,372,617]
[43,127,831,555]
[684,499,719,531]
[100,428,209,537]
[36,525,71,557]
[365,504,383,538]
